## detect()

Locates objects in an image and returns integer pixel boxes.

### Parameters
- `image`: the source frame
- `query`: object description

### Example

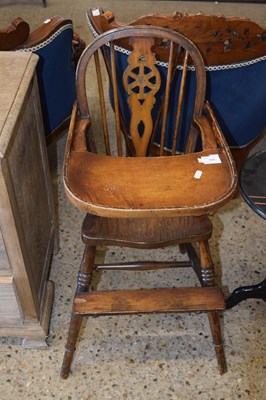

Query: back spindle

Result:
[110,41,123,156]
[94,50,111,155]
[172,49,189,154]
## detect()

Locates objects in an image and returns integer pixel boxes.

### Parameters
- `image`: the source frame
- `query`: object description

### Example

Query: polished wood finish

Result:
[15,16,71,48]
[0,17,30,50]
[66,149,235,217]
[0,52,55,344]
[64,29,236,217]
[61,26,237,378]
[88,8,266,65]
[74,287,225,315]
[82,213,213,247]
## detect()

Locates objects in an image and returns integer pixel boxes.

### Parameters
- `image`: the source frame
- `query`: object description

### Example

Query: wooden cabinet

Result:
[0,52,55,346]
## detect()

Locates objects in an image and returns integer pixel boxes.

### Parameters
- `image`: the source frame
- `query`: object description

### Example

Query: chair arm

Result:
[204,101,237,173]
[0,17,30,50]
[87,8,122,37]
[66,104,95,154]
[66,104,89,153]
[72,32,86,68]
[193,114,218,151]
[16,16,86,68]
[16,16,73,49]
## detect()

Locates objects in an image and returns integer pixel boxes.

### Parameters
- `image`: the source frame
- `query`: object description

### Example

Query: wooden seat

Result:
[87,8,266,171]
[61,26,237,378]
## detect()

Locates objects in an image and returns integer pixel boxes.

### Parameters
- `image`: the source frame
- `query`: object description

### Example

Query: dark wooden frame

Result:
[60,26,237,378]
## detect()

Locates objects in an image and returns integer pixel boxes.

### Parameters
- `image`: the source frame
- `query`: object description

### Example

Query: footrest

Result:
[74,287,225,315]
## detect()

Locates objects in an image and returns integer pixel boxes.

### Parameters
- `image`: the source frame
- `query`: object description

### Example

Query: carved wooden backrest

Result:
[87,8,266,65]
[75,26,212,157]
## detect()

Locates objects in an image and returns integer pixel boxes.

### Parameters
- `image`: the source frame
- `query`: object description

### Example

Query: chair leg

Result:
[207,311,227,374]
[199,240,215,287]
[179,243,187,254]
[199,240,227,374]
[61,245,96,379]
[61,314,83,379]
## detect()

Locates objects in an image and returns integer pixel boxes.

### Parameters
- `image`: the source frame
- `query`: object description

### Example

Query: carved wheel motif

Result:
[125,62,159,99]
[123,38,161,156]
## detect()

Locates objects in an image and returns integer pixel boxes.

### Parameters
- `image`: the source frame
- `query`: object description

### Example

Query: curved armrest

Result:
[193,114,217,151]
[65,103,94,155]
[88,7,122,37]
[72,32,86,68]
[0,17,30,50]
[17,16,73,49]
[16,16,85,67]
[204,101,236,171]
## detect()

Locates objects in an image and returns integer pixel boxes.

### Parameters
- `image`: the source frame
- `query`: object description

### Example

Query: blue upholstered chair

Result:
[87,8,266,169]
[0,16,85,144]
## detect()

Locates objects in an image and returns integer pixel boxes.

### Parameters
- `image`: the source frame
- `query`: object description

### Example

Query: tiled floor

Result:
[0,1,265,399]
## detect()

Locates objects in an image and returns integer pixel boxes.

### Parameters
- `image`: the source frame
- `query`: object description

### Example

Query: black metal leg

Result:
[225,278,266,309]
[43,0,46,7]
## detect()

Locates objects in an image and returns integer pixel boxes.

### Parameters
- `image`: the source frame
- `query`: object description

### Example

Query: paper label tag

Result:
[92,8,101,16]
[194,170,202,179]
[198,154,221,164]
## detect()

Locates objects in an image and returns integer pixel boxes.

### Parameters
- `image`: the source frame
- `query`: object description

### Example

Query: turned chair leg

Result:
[61,314,83,379]
[61,245,96,379]
[207,311,227,374]
[199,240,227,374]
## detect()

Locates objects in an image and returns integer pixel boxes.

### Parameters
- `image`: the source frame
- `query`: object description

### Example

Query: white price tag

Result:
[198,154,221,164]
[92,8,101,16]
[194,170,202,179]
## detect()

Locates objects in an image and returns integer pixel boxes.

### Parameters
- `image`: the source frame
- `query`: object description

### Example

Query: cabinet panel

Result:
[0,230,10,273]
[6,77,53,304]
[0,52,55,344]
[0,277,22,326]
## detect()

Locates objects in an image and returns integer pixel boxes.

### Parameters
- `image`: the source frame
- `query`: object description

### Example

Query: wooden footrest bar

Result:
[74,287,225,315]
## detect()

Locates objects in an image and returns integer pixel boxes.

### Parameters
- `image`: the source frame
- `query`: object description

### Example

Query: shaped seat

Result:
[61,26,237,379]
[0,16,85,144]
[87,8,266,171]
